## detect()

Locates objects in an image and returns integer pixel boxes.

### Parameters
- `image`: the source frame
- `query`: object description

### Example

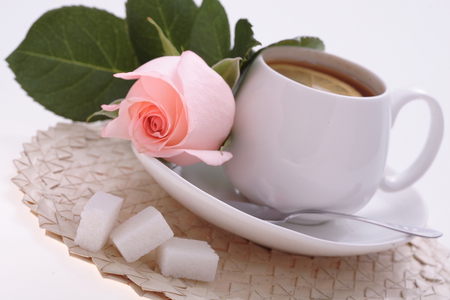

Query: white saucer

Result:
[133,148,428,256]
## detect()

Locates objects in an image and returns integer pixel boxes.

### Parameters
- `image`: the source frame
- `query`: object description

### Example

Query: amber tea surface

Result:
[268,60,376,97]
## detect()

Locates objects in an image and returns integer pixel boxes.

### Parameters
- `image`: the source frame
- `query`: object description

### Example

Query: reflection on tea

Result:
[268,60,376,97]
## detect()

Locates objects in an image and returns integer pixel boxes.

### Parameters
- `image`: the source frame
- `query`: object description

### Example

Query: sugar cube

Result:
[156,237,219,282]
[110,206,173,263]
[74,191,124,252]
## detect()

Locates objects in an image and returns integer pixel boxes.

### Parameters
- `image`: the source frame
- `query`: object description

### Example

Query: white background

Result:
[1,0,449,299]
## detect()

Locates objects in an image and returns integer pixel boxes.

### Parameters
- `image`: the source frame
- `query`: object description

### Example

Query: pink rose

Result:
[101,51,235,166]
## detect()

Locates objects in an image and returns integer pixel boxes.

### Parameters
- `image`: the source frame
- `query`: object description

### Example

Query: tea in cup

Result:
[224,46,444,221]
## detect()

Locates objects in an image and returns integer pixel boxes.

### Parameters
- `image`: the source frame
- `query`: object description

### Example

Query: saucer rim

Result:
[133,148,425,256]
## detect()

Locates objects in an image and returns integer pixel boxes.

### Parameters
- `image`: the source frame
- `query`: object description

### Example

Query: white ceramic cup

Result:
[224,46,444,219]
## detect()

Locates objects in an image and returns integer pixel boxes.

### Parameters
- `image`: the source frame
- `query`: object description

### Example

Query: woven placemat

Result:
[12,122,450,300]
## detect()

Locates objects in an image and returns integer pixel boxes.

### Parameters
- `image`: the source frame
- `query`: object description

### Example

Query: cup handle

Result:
[379,87,444,192]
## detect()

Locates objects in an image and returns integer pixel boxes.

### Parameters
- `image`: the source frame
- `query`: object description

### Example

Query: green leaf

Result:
[275,36,325,50]
[6,6,139,122]
[147,17,180,56]
[189,0,230,66]
[126,0,198,64]
[230,19,261,62]
[241,36,325,71]
[212,57,241,90]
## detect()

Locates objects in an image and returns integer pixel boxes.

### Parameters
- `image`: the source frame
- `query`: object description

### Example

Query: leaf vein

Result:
[91,77,116,106]
[71,15,118,71]
[44,69,97,95]
[60,24,76,61]
[15,50,123,73]
[35,25,62,58]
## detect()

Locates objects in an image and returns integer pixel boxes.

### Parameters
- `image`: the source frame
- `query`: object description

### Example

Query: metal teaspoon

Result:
[222,200,442,238]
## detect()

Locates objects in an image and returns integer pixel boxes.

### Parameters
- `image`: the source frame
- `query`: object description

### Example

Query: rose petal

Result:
[165,149,233,166]
[129,103,168,152]
[114,55,180,83]
[101,98,138,140]
[106,52,235,166]
[123,78,187,150]
[142,109,167,138]
[101,104,120,111]
[172,51,235,151]
[138,76,188,146]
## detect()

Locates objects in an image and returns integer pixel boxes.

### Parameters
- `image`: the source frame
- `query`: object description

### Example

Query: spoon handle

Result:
[272,210,442,238]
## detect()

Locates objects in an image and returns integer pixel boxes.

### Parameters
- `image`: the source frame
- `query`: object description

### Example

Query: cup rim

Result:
[259,46,387,98]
